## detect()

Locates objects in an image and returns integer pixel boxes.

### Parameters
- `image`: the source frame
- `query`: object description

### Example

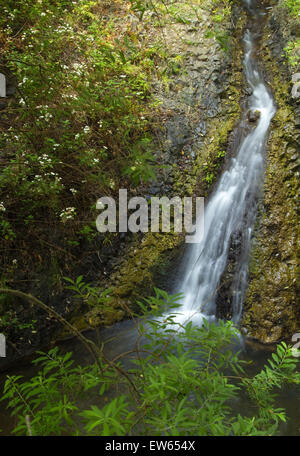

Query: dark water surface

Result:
[0,319,299,436]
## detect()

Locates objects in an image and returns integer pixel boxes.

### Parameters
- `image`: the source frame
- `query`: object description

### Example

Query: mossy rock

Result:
[242,21,300,343]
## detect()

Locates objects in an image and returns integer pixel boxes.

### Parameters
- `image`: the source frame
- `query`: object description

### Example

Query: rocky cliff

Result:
[242,0,300,343]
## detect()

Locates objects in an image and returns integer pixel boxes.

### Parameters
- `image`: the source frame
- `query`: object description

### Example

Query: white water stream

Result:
[171,0,276,327]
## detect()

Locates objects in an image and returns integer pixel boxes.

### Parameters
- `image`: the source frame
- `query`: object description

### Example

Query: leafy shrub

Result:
[284,0,300,17]
[2,289,300,436]
[0,0,161,268]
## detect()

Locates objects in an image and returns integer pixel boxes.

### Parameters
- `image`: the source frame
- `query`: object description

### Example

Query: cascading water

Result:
[172,0,276,327]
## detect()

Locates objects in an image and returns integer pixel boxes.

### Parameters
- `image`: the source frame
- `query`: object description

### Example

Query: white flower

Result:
[45,112,53,121]
[60,207,76,222]
[83,126,90,134]
[70,188,77,195]
[0,202,6,212]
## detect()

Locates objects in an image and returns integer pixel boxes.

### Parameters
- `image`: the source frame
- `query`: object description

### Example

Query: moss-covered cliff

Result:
[242,0,300,343]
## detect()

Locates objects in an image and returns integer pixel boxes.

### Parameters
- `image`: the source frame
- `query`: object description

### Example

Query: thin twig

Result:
[25,415,33,436]
[0,288,138,393]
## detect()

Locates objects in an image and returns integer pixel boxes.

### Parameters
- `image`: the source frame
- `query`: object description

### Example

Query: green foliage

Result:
[280,0,300,67]
[129,0,233,50]
[215,29,232,53]
[0,313,36,333]
[1,347,109,435]
[284,39,300,67]
[64,275,112,309]
[2,289,300,436]
[80,397,133,435]
[241,342,299,431]
[283,0,300,17]
[205,172,214,185]
[0,0,161,266]
[0,0,236,297]
[122,140,158,186]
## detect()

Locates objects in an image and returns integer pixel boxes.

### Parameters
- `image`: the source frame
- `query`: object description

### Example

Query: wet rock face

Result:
[166,117,191,154]
[241,4,300,344]
[85,6,247,329]
[151,15,232,166]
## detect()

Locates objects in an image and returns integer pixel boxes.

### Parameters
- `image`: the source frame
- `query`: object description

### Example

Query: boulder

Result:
[247,109,261,122]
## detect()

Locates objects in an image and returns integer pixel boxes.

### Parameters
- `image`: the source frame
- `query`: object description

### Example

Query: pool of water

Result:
[1,318,299,436]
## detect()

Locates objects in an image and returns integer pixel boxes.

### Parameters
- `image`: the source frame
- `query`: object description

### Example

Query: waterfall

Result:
[172,0,276,327]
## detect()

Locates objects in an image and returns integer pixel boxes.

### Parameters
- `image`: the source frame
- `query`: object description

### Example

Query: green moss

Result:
[85,231,183,327]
